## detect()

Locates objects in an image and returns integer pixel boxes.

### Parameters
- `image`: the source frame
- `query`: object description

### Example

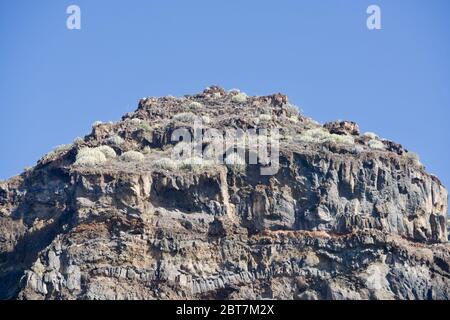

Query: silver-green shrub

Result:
[231,92,247,103]
[75,147,107,166]
[120,151,145,162]
[96,145,117,159]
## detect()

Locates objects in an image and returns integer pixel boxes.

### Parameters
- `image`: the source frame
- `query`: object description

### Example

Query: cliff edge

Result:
[0,86,448,300]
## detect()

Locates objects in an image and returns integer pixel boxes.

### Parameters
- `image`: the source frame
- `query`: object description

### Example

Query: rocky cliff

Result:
[0,86,449,300]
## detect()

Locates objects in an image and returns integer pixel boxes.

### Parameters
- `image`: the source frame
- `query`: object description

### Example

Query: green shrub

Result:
[106,135,124,146]
[142,146,152,155]
[225,153,246,174]
[129,118,142,126]
[178,157,207,171]
[128,118,151,131]
[405,152,421,166]
[96,145,117,159]
[331,134,355,145]
[73,137,84,145]
[368,139,385,150]
[120,151,145,162]
[286,103,302,117]
[152,158,179,171]
[92,121,103,128]
[352,145,365,155]
[297,128,329,144]
[54,144,73,153]
[231,92,247,103]
[75,147,107,166]
[296,127,355,146]
[259,114,272,122]
[46,143,72,158]
[173,112,197,123]
[139,122,151,131]
[152,156,214,171]
[23,166,33,173]
[406,152,420,162]
[364,132,378,140]
[201,115,211,125]
[288,115,299,123]
[187,101,203,109]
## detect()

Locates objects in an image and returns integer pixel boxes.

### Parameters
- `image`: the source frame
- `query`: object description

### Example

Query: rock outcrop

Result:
[0,86,448,300]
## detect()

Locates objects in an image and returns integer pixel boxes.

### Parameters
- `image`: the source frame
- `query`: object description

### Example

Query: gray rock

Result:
[0,87,448,300]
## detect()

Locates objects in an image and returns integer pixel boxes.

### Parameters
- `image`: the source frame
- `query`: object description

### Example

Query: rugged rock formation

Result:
[0,86,448,300]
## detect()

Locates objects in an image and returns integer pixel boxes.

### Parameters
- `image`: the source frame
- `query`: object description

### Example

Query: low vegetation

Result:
[225,152,246,174]
[128,118,151,131]
[96,146,117,159]
[258,114,272,122]
[152,158,179,171]
[297,127,355,145]
[368,139,385,150]
[75,147,107,166]
[73,137,84,145]
[201,115,211,125]
[151,156,214,172]
[231,92,247,103]
[405,152,422,166]
[179,156,214,171]
[120,151,145,162]
[42,143,73,162]
[364,132,378,140]
[288,115,299,123]
[106,135,124,146]
[129,118,142,126]
[173,112,197,123]
[187,101,203,109]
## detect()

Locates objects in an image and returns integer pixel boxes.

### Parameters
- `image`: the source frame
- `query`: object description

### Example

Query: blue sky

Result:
[0,0,449,189]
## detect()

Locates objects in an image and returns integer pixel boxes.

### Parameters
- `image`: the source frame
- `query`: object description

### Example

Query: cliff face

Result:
[0,86,448,300]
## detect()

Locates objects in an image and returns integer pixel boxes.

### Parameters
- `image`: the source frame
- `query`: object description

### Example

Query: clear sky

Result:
[1,0,449,190]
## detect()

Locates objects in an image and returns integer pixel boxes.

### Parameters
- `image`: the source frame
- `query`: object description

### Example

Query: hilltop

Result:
[0,86,448,300]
